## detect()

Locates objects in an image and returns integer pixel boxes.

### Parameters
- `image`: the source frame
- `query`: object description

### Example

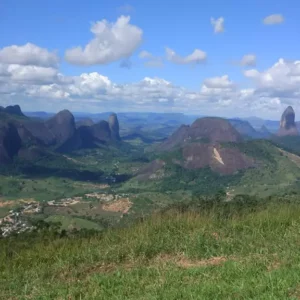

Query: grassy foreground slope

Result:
[2,199,300,299]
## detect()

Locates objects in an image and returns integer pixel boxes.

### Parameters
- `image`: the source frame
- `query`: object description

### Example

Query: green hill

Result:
[124,139,300,199]
[2,198,300,299]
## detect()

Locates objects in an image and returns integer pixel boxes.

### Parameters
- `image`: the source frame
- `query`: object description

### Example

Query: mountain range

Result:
[0,105,121,164]
[124,106,300,198]
[2,104,300,186]
[23,109,300,140]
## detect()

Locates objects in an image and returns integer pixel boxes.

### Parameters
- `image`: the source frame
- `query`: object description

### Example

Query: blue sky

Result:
[1,0,300,119]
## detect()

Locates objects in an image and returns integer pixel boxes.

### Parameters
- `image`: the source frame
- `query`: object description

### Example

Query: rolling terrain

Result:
[2,105,300,298]
[123,112,300,200]
[2,105,300,236]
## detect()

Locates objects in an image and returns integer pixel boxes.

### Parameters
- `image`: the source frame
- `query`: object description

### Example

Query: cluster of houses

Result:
[47,197,82,207]
[0,202,41,237]
[0,191,131,237]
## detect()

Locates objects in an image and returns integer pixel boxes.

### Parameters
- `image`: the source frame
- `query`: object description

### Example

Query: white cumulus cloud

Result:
[263,14,284,25]
[0,63,59,84]
[165,47,207,65]
[26,84,70,99]
[240,54,257,67]
[7,65,59,84]
[68,72,112,97]
[244,59,300,101]
[1,41,300,118]
[203,75,234,89]
[210,17,224,33]
[65,16,143,65]
[0,43,59,67]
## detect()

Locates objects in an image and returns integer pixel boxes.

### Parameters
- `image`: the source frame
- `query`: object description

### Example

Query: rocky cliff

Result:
[138,117,254,178]
[159,117,242,152]
[0,105,122,164]
[108,113,121,141]
[277,106,299,136]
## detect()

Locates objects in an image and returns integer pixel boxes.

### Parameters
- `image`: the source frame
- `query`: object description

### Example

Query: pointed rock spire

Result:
[108,113,120,140]
[277,106,299,136]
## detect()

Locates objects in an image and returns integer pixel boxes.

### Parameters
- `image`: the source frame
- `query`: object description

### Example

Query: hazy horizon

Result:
[22,108,283,122]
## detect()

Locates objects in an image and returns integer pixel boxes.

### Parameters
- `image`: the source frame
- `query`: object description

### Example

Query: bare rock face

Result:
[45,110,84,152]
[33,110,121,151]
[137,117,253,179]
[90,121,112,143]
[158,117,242,152]
[182,144,254,175]
[189,118,242,143]
[0,105,25,117]
[23,120,56,146]
[45,110,76,145]
[5,105,24,116]
[0,105,123,159]
[108,113,120,141]
[0,123,22,164]
[76,118,94,128]
[158,125,190,152]
[278,106,299,136]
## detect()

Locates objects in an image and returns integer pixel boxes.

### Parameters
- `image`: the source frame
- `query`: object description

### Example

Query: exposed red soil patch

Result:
[155,254,229,268]
[102,198,132,214]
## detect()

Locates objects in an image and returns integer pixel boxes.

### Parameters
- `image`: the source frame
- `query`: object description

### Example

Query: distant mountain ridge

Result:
[0,105,122,164]
[228,119,271,139]
[137,106,300,182]
[25,110,284,136]
[0,105,25,117]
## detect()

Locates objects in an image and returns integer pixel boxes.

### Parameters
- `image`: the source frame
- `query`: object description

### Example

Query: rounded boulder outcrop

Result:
[45,110,76,145]
[158,117,242,152]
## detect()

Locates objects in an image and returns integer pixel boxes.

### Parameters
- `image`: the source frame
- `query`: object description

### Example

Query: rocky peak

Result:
[189,117,242,143]
[91,120,112,143]
[45,110,76,145]
[158,117,242,152]
[108,113,120,140]
[278,106,299,136]
[0,123,22,163]
[0,105,25,117]
[49,110,74,125]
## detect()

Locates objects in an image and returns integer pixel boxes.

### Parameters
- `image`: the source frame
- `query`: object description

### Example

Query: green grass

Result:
[121,164,241,196]
[2,199,300,299]
[71,144,148,174]
[44,215,103,231]
[125,140,300,198]
[0,175,100,201]
[233,143,300,197]
[0,207,11,218]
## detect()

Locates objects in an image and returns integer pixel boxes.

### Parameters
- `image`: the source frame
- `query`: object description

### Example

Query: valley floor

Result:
[2,201,300,299]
